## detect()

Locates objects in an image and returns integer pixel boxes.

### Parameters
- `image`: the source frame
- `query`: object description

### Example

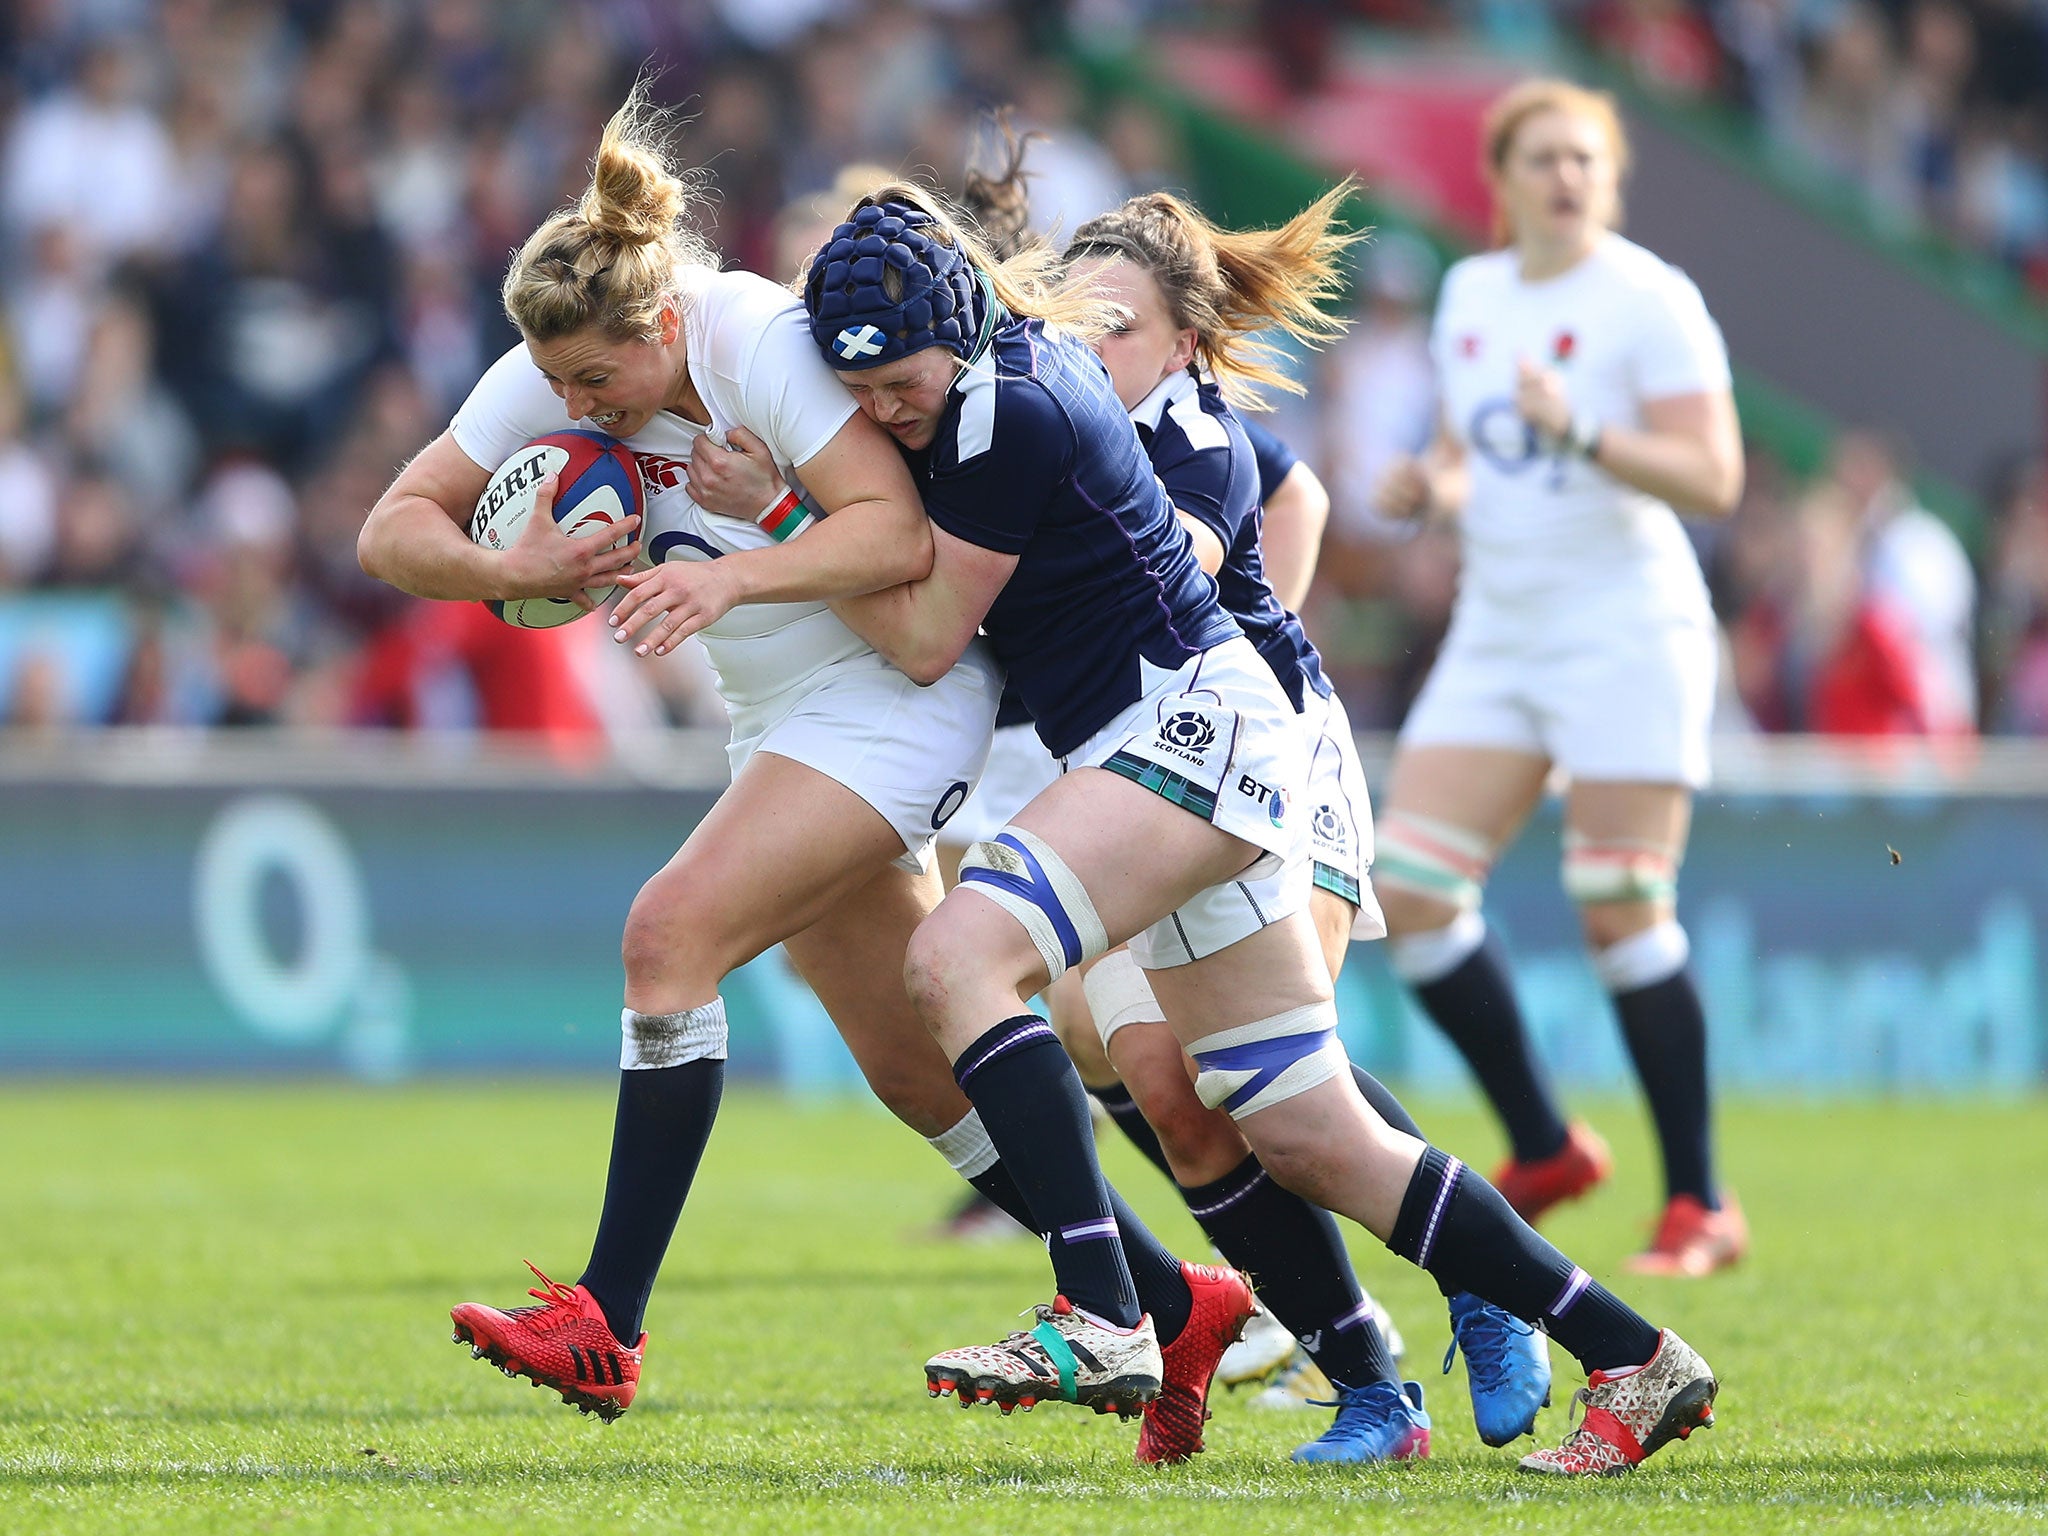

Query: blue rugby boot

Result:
[1290,1380,1431,1463]
[1443,1291,1551,1446]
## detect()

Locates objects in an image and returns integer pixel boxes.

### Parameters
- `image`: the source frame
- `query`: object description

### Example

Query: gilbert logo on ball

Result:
[469,430,642,628]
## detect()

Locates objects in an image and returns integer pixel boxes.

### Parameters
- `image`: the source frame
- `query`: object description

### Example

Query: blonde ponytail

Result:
[503,83,717,342]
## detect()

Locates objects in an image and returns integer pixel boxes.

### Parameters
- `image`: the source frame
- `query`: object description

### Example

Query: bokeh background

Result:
[0,0,2041,1096]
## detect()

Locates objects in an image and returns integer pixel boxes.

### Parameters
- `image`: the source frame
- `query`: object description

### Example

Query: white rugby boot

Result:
[1518,1330,1717,1476]
[924,1296,1162,1419]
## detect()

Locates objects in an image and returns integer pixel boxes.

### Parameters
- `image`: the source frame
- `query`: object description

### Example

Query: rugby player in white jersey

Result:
[358,89,1051,1423]
[1372,80,1748,1277]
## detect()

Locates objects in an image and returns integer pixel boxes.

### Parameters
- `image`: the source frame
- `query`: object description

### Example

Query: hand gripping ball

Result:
[469,430,642,628]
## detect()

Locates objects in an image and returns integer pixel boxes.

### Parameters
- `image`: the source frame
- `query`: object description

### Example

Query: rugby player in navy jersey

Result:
[1039,187,1555,1460]
[612,186,1724,1478]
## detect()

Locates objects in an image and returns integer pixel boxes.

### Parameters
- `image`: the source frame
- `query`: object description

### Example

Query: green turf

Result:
[2,1085,2043,1534]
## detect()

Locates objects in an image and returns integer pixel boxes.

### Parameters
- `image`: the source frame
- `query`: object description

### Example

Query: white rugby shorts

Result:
[1400,594,1716,789]
[726,643,1001,873]
[1301,685,1387,940]
[1065,637,1313,969]
[939,721,1060,849]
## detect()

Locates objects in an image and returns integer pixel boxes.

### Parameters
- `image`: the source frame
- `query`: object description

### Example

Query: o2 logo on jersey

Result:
[1468,398,1573,490]
[648,530,722,563]
[1312,803,1346,849]
[1159,711,1217,753]
[1467,398,1541,472]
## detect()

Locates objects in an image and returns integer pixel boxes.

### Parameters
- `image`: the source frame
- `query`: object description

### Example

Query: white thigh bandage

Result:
[1082,949,1166,1050]
[1186,1000,1347,1121]
[955,826,1109,984]
[620,998,727,1070]
[1374,811,1496,912]
[926,1108,1000,1179]
[1593,920,1691,993]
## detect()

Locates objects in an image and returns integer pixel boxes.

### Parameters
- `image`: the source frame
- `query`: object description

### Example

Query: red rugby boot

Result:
[1624,1194,1749,1277]
[450,1262,644,1422]
[1135,1262,1257,1465]
[1490,1121,1613,1225]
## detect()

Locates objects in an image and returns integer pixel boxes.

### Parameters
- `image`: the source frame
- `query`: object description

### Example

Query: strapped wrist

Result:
[754,486,812,542]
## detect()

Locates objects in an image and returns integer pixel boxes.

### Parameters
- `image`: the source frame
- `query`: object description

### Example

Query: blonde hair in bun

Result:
[503,81,717,341]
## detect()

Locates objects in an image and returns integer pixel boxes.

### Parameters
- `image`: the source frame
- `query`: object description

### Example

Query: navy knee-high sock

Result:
[1387,1145,1660,1373]
[578,1059,724,1344]
[969,1159,1193,1345]
[1349,1064,1459,1299]
[954,1016,1142,1328]
[1412,938,1570,1162]
[1181,1155,1398,1391]
[1614,971,1718,1208]
[1089,1081,1174,1180]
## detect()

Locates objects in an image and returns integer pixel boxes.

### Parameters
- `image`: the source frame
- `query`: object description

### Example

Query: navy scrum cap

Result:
[805,200,990,370]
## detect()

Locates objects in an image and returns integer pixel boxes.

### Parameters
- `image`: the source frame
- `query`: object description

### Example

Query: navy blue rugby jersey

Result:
[1239,413,1300,506]
[914,318,1238,757]
[1130,370,1328,711]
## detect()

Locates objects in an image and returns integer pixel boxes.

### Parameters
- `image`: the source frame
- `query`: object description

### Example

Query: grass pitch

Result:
[2,1084,2043,1534]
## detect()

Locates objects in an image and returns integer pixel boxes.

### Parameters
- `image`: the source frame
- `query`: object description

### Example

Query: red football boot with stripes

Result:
[1135,1262,1257,1465]
[450,1262,643,1422]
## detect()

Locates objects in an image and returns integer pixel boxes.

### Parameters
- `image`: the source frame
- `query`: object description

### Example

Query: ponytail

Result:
[1067,182,1366,408]
[502,81,717,341]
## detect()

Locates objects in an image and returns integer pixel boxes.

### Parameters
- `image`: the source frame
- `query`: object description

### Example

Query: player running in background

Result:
[358,90,1211,1431]
[1371,80,1748,1276]
[624,180,1725,1476]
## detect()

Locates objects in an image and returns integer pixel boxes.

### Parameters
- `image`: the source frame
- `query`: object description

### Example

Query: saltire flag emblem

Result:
[835,324,885,361]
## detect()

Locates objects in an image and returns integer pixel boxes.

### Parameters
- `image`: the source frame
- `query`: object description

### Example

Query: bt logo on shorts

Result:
[1159,711,1216,752]
[1237,773,1287,825]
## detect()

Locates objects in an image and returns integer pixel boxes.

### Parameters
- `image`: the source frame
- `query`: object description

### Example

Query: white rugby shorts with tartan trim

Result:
[1064,637,1312,968]
[1300,684,1387,940]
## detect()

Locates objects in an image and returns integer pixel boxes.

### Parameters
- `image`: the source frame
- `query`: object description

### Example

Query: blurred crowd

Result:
[1581,0,2048,294]
[0,0,2035,746]
[0,0,1168,740]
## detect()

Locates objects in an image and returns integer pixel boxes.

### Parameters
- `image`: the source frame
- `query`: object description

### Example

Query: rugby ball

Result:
[470,430,642,628]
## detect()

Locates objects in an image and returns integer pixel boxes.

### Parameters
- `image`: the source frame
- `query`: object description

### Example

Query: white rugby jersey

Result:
[452,268,868,713]
[1431,233,1729,612]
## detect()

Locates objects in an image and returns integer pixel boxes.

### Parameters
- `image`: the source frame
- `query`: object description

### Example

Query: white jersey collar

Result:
[1128,368,1200,432]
